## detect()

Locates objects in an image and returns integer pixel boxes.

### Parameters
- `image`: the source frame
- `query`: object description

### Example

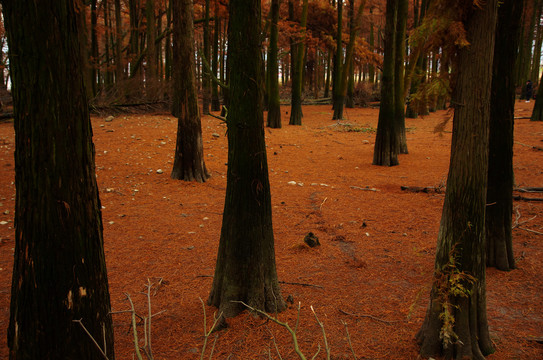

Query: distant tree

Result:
[171,0,210,182]
[394,0,408,154]
[208,0,286,317]
[486,0,524,271]
[2,0,114,358]
[332,0,366,120]
[417,0,498,358]
[211,0,222,111]
[289,0,309,125]
[267,0,282,128]
[202,0,211,114]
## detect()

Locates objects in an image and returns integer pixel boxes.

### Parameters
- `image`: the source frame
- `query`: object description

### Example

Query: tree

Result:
[417,0,498,358]
[208,0,286,317]
[2,0,114,358]
[531,72,543,121]
[267,0,282,128]
[394,0,408,154]
[372,0,400,166]
[486,0,524,271]
[332,0,366,120]
[202,0,211,114]
[289,0,309,126]
[171,0,210,182]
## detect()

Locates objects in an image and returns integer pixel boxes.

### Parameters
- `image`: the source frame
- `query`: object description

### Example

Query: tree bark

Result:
[171,0,210,183]
[394,0,408,154]
[3,0,114,357]
[486,0,524,271]
[373,0,399,166]
[267,0,282,128]
[531,71,543,121]
[211,0,221,111]
[417,1,498,358]
[208,0,286,318]
[202,0,211,114]
[289,0,308,125]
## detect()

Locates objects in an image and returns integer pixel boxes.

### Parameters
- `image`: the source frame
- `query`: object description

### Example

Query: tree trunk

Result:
[115,0,125,83]
[91,0,99,96]
[3,0,114,357]
[208,0,286,318]
[373,0,399,166]
[202,0,211,114]
[417,1,498,358]
[332,0,343,114]
[531,70,543,121]
[146,0,158,82]
[368,22,375,83]
[211,0,221,111]
[486,0,524,271]
[267,0,282,128]
[171,0,210,183]
[395,0,408,154]
[289,0,308,125]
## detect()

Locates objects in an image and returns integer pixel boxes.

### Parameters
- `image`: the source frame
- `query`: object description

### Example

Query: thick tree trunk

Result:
[417,1,498,358]
[486,0,523,271]
[208,0,286,318]
[267,0,282,128]
[3,1,114,358]
[373,0,399,166]
[171,0,210,183]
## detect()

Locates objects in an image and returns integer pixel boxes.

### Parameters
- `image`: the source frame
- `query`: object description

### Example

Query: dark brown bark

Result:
[486,0,524,271]
[202,0,211,114]
[171,0,210,183]
[146,0,158,80]
[373,0,399,166]
[3,0,114,357]
[208,0,286,318]
[417,1,498,358]
[394,0,408,154]
[289,0,308,125]
[267,0,282,128]
[211,0,221,111]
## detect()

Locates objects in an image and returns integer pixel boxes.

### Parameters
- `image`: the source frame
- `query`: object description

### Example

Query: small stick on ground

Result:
[338,308,396,324]
[279,281,323,289]
[518,227,543,235]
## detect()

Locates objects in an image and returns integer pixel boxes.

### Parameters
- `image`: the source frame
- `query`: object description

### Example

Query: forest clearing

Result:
[0,103,541,359]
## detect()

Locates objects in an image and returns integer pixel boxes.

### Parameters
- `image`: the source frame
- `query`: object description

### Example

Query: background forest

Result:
[0,0,542,360]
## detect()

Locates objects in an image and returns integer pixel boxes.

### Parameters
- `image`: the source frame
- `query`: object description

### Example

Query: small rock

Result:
[365,232,370,237]
[0,221,7,225]
[186,246,195,250]
[160,141,167,145]
[212,133,220,138]
[104,115,114,122]
[3,210,9,215]
[287,181,297,185]
[156,169,164,174]
[304,232,320,247]
[203,217,209,221]
[108,221,115,225]
[362,140,370,144]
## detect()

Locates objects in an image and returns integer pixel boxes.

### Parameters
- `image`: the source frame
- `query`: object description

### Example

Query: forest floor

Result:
[0,103,542,359]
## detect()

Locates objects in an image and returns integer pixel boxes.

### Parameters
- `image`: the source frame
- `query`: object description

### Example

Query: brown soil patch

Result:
[0,103,542,359]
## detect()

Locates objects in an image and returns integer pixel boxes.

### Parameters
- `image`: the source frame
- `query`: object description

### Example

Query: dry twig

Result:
[338,308,395,324]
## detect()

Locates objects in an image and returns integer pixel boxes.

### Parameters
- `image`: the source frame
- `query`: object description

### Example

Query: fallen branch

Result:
[400,186,442,194]
[515,187,543,193]
[515,141,543,151]
[338,308,395,324]
[350,186,378,192]
[518,227,543,235]
[279,281,324,289]
[513,195,543,202]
